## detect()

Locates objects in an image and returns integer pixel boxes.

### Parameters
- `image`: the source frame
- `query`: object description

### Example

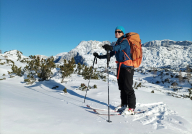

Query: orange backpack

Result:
[125,32,142,68]
[116,32,142,79]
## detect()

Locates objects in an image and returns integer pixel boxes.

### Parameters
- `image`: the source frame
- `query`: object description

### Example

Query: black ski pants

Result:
[117,67,136,109]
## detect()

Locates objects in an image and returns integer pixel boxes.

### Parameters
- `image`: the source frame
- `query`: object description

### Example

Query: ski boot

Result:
[121,108,135,115]
[115,105,127,112]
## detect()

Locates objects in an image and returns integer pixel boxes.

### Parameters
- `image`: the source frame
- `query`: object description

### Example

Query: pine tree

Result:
[16,50,22,61]
[81,65,98,80]
[60,58,76,83]
[77,62,83,75]
[186,65,191,83]
[82,66,90,79]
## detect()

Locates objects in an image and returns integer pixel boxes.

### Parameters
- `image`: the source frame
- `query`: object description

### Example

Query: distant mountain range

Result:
[53,40,192,69]
[142,40,192,47]
[1,40,191,70]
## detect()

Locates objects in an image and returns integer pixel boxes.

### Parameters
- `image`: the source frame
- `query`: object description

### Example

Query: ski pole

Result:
[106,50,112,123]
[84,56,97,103]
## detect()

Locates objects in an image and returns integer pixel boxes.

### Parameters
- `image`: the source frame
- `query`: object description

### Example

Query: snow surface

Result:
[0,42,192,134]
[1,74,192,134]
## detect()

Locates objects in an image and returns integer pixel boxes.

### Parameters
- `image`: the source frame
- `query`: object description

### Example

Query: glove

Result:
[93,52,101,59]
[102,44,113,51]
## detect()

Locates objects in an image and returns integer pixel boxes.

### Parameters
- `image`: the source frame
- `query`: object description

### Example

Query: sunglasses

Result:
[115,31,123,33]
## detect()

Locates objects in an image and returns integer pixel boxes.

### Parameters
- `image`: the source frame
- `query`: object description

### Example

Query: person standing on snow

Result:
[93,26,136,115]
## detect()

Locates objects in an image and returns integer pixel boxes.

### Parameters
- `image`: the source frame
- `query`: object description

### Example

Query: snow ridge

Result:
[54,40,192,69]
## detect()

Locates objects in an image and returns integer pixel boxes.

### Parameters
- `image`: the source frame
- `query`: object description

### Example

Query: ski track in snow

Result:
[88,100,191,133]
[27,76,192,134]
[132,102,188,132]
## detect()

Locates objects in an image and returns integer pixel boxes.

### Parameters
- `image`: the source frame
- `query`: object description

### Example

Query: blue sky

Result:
[1,0,191,56]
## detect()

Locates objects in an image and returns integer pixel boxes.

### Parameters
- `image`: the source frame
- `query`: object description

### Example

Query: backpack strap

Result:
[115,38,133,79]
[115,38,127,54]
[116,59,133,79]
[122,50,131,60]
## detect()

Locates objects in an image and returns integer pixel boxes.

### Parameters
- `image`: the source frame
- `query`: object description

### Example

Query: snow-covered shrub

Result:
[63,88,67,93]
[11,64,24,76]
[134,82,142,89]
[186,65,191,82]
[156,81,160,84]
[164,78,170,83]
[6,59,14,65]
[93,84,97,89]
[24,78,34,85]
[98,73,106,80]
[188,88,192,97]
[78,83,88,91]
[24,55,55,82]
[20,58,30,63]
[10,75,15,78]
[77,83,97,91]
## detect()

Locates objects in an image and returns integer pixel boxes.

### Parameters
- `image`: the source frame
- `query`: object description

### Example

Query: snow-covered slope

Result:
[54,40,192,69]
[0,50,29,76]
[0,50,29,66]
[1,72,192,134]
[1,46,192,134]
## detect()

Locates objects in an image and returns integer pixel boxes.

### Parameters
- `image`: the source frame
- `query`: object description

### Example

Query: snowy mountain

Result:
[54,40,192,70]
[35,54,48,59]
[142,40,192,47]
[142,40,192,69]
[0,50,30,77]
[53,40,117,68]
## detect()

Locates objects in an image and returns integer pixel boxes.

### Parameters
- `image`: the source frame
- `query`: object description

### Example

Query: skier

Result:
[93,26,136,115]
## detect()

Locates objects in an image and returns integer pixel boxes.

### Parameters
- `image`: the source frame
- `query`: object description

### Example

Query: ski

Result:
[93,109,121,116]
[86,105,117,112]
[87,105,146,115]
[87,105,120,116]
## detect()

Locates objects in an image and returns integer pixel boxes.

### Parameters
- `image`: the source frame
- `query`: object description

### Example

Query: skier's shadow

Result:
[24,80,113,109]
[67,89,108,106]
